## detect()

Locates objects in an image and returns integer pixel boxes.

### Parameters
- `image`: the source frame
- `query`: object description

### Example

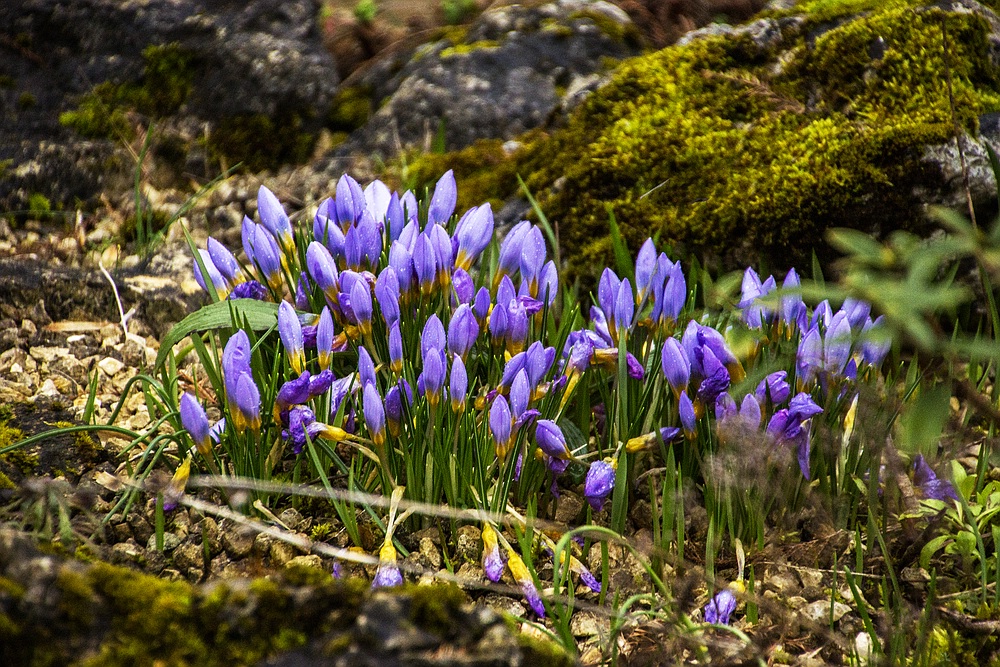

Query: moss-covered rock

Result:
[0,528,566,666]
[425,1,1000,281]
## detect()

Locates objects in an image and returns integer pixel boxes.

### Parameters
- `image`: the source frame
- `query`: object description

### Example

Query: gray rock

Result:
[331,0,642,159]
[0,0,338,212]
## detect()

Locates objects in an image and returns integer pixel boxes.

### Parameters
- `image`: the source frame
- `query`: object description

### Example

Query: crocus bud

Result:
[661,337,690,395]
[497,221,531,276]
[634,238,657,303]
[351,280,374,338]
[363,382,386,447]
[490,396,513,460]
[448,304,479,361]
[257,185,294,254]
[207,237,243,287]
[427,169,457,226]
[679,390,697,437]
[704,589,737,625]
[507,551,545,617]
[317,307,335,371]
[372,542,403,588]
[388,321,404,375]
[180,392,212,456]
[481,523,505,582]
[307,242,340,302]
[534,419,571,460]
[233,372,261,434]
[455,203,493,270]
[584,459,616,511]
[194,250,228,298]
[277,301,305,375]
[450,356,468,413]
[413,233,437,296]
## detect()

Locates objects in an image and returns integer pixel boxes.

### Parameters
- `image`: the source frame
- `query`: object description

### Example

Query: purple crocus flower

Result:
[309,369,334,397]
[352,341,373,387]
[427,170,457,226]
[180,392,212,455]
[796,326,824,386]
[704,589,737,625]
[634,238,657,304]
[317,307,335,370]
[451,267,475,305]
[421,314,447,356]
[842,298,871,329]
[598,268,621,323]
[375,266,399,327]
[509,369,531,419]
[524,341,555,389]
[363,382,386,447]
[489,298,509,342]
[206,237,243,286]
[388,241,414,297]
[314,210,346,260]
[695,346,730,406]
[364,179,391,223]
[420,347,446,408]
[481,523,506,583]
[519,226,547,297]
[508,552,545,617]
[412,233,437,296]
[350,280,373,337]
[455,203,493,271]
[534,419,571,460]
[307,242,340,302]
[388,321,404,375]
[335,173,365,228]
[507,300,529,353]
[277,301,305,375]
[222,329,252,399]
[538,260,558,306]
[913,455,959,501]
[429,222,454,286]
[585,460,616,511]
[755,371,790,406]
[613,278,635,342]
[257,185,293,253]
[229,280,267,301]
[715,392,737,420]
[658,258,687,326]
[780,268,805,331]
[679,390,697,436]
[861,315,891,368]
[357,210,383,268]
[344,224,363,271]
[372,543,403,588]
[661,337,690,395]
[497,221,531,276]
[450,356,468,413]
[276,372,312,417]
[824,311,853,374]
[489,395,513,459]
[473,287,491,324]
[448,304,479,361]
[250,225,283,290]
[233,372,262,434]
[194,250,228,297]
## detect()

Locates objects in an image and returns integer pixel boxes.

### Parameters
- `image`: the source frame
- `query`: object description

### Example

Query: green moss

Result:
[327,85,373,134]
[17,92,35,110]
[407,583,470,636]
[60,42,195,139]
[207,112,315,173]
[504,3,1000,278]
[0,75,15,89]
[499,613,575,667]
[440,39,501,58]
[28,192,51,217]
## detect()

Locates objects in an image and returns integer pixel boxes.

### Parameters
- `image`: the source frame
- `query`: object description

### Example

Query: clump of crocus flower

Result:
[175,169,906,620]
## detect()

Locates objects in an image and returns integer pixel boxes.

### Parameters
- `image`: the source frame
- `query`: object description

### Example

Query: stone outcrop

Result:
[0,0,339,212]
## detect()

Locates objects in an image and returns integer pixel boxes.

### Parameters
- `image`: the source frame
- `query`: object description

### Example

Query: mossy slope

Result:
[418,2,1000,279]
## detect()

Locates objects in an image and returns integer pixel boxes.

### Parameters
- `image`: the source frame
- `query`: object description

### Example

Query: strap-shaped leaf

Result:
[155,299,278,370]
